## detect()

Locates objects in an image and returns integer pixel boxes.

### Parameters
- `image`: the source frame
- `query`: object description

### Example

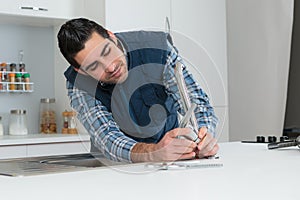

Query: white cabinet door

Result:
[213,106,229,142]
[105,0,171,32]
[0,145,27,159]
[27,141,91,157]
[171,0,228,140]
[0,0,84,19]
[171,0,228,107]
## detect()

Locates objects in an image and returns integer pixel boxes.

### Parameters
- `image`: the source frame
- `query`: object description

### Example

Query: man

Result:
[57,18,219,163]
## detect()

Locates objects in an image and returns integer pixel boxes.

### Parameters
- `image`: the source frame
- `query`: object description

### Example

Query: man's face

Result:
[74,32,128,84]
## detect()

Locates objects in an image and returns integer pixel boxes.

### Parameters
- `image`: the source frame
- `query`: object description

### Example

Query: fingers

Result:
[178,151,196,160]
[153,128,197,161]
[196,127,219,158]
[198,127,208,139]
[197,138,219,158]
[167,127,194,138]
[197,143,219,158]
[197,132,214,151]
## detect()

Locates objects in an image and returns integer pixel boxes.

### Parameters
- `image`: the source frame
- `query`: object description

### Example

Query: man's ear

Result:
[107,30,118,43]
[108,30,115,38]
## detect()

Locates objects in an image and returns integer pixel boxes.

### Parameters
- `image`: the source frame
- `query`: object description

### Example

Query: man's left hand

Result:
[195,127,219,158]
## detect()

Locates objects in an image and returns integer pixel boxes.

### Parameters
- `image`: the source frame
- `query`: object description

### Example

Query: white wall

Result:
[170,0,228,142]
[0,24,55,135]
[226,0,294,141]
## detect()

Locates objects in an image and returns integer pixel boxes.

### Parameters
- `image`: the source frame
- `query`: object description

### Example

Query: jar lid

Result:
[23,73,30,78]
[40,98,55,103]
[15,73,22,78]
[10,109,26,114]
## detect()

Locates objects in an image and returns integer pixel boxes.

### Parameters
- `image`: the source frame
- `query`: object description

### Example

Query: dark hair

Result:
[57,18,109,68]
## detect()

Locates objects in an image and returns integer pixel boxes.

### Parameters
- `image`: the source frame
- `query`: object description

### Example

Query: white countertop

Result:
[0,133,90,146]
[0,142,299,200]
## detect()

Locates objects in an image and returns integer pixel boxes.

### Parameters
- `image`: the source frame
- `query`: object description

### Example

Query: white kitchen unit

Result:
[0,134,90,159]
[83,0,229,141]
[105,0,171,32]
[0,0,83,20]
[226,0,294,141]
[171,0,228,142]
[0,1,90,159]
[0,145,27,159]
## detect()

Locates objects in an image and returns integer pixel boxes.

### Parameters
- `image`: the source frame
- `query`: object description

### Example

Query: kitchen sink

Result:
[0,153,118,177]
[39,153,106,168]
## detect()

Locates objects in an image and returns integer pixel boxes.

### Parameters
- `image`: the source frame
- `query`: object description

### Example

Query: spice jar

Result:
[23,73,30,91]
[39,98,57,134]
[1,69,8,91]
[67,111,78,134]
[15,73,22,90]
[19,63,26,72]
[61,111,69,134]
[9,73,15,91]
[9,109,28,135]
[10,63,17,72]
[0,63,8,83]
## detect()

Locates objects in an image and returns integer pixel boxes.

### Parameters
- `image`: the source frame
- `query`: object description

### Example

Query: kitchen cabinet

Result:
[0,1,90,156]
[171,0,228,141]
[104,0,171,32]
[27,141,91,157]
[0,145,27,159]
[0,134,91,159]
[0,0,84,20]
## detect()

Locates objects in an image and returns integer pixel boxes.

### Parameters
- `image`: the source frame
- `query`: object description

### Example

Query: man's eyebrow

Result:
[100,42,110,56]
[82,42,110,71]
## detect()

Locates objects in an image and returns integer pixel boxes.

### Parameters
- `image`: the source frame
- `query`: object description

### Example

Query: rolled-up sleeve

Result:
[163,42,218,136]
[66,81,137,162]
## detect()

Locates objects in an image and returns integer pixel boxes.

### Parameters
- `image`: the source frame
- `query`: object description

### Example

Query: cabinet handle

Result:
[20,6,48,12]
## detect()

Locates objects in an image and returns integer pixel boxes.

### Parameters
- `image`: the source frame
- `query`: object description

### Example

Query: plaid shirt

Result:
[66,42,218,163]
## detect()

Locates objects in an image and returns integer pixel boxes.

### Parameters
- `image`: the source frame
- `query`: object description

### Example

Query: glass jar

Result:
[9,73,15,91]
[9,63,17,72]
[15,73,22,90]
[19,63,26,72]
[23,73,30,91]
[9,109,28,135]
[61,111,69,134]
[39,98,57,134]
[67,111,78,134]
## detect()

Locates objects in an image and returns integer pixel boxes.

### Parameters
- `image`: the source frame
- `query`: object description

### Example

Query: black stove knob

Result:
[256,136,265,143]
[268,136,277,143]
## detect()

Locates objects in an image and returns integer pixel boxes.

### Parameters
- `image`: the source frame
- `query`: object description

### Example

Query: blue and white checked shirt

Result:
[66,42,218,163]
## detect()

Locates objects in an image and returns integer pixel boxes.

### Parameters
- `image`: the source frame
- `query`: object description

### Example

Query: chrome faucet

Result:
[174,61,200,143]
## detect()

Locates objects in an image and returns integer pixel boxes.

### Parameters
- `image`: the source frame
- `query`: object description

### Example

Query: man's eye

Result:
[103,47,111,57]
[89,62,99,72]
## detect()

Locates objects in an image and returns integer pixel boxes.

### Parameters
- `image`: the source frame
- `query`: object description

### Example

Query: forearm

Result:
[130,142,156,162]
[67,83,137,162]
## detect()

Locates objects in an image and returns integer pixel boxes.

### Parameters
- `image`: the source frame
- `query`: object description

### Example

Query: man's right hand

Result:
[131,128,197,162]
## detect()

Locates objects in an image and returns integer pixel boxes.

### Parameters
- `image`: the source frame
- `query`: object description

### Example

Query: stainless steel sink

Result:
[0,153,116,177]
[39,153,106,168]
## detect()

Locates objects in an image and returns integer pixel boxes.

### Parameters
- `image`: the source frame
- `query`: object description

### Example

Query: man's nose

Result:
[104,61,116,73]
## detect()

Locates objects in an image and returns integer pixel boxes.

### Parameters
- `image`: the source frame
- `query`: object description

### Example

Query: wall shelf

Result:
[0,71,34,93]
